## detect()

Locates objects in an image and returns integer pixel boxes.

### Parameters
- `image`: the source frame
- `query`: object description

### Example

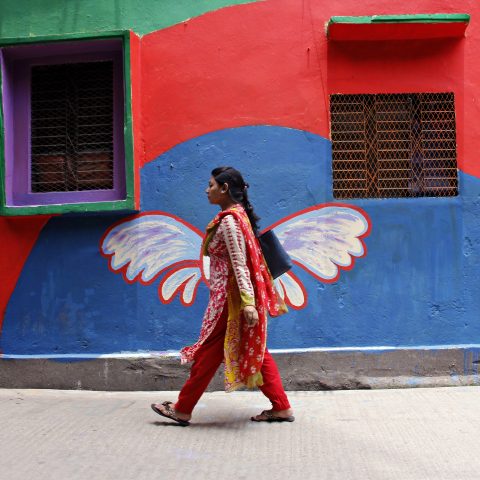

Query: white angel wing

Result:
[274,271,307,310]
[159,267,202,306]
[100,211,206,305]
[271,204,371,283]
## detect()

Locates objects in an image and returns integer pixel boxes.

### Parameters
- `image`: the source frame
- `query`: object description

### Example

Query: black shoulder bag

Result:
[257,229,292,279]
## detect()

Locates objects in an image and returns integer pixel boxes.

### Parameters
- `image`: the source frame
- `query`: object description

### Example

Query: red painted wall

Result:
[140,0,479,177]
[0,216,50,333]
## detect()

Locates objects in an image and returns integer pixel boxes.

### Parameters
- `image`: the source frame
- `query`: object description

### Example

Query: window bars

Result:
[30,61,114,193]
[330,92,457,198]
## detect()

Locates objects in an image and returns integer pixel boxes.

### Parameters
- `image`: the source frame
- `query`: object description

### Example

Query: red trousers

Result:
[175,307,291,415]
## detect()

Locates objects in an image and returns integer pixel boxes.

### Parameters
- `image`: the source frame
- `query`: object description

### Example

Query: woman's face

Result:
[206,176,226,204]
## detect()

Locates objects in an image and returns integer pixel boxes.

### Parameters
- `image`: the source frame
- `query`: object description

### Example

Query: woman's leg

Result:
[258,349,292,412]
[174,308,228,415]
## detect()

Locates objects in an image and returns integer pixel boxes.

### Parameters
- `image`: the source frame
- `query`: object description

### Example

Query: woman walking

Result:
[151,167,294,426]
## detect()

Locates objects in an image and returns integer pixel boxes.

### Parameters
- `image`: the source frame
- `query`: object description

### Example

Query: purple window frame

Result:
[0,38,126,206]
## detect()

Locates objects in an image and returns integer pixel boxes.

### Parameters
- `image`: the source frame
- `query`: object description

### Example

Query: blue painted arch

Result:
[1,126,479,355]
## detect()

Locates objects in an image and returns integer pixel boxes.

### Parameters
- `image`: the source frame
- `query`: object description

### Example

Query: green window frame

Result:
[0,30,137,215]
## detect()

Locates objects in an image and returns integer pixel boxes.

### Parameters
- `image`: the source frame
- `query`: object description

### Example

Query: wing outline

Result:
[159,266,202,307]
[274,270,308,310]
[99,211,206,305]
[99,204,371,309]
[264,203,371,284]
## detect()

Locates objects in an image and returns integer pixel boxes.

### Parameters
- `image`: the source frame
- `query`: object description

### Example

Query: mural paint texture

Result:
[100,203,371,309]
[1,0,480,362]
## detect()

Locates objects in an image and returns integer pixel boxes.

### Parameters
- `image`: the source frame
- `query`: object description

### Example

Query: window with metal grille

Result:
[31,61,114,193]
[0,34,136,216]
[330,93,458,198]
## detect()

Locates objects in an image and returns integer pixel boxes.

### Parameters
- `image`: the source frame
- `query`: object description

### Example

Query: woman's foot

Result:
[151,401,192,426]
[251,408,295,422]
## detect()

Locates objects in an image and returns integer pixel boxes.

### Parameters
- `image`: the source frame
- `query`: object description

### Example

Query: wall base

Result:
[1,347,479,391]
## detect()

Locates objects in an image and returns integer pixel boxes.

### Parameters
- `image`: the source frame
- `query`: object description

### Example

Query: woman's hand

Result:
[243,305,259,327]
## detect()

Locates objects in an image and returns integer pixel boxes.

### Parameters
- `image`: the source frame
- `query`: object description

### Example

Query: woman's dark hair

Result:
[211,166,260,234]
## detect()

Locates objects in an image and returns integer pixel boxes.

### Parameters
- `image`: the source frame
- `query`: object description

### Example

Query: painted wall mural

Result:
[1,0,480,359]
[2,124,480,357]
[100,204,371,309]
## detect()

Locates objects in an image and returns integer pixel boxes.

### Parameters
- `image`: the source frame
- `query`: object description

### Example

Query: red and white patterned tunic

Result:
[180,214,255,363]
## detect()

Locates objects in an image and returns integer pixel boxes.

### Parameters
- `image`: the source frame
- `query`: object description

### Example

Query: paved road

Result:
[1,387,479,480]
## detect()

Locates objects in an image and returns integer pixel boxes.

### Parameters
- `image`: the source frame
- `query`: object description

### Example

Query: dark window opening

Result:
[330,92,458,199]
[31,61,114,193]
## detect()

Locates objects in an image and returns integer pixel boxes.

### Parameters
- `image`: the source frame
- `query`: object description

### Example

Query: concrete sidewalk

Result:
[1,387,479,480]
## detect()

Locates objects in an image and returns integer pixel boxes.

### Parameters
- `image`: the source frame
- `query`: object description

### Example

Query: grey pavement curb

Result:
[1,347,479,390]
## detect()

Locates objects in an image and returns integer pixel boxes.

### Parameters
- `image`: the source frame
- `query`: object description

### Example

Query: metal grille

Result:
[31,61,114,193]
[330,92,457,198]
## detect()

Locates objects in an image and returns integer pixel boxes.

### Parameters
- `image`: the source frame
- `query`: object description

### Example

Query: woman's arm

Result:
[219,215,256,309]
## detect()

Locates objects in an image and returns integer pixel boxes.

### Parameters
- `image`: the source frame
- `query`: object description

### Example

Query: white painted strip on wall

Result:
[0,352,180,360]
[2,343,480,360]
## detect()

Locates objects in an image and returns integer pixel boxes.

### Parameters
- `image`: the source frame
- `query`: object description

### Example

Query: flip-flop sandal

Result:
[251,410,295,423]
[151,401,190,426]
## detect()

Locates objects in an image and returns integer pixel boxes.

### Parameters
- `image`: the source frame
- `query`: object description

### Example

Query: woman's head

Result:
[207,166,260,233]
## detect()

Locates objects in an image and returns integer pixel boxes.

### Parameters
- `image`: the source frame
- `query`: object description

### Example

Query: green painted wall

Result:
[0,0,257,38]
